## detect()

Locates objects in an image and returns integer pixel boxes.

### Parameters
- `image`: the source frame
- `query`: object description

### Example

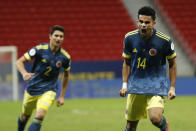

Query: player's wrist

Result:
[170,86,175,90]
[122,82,127,90]
[22,72,28,77]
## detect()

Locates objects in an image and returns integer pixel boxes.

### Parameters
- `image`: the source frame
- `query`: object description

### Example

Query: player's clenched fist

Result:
[57,97,64,107]
[120,82,127,97]
[22,72,35,81]
[168,86,176,100]
[120,89,127,97]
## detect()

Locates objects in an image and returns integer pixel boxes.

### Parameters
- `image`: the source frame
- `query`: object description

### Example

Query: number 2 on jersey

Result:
[137,57,146,69]
[44,66,52,76]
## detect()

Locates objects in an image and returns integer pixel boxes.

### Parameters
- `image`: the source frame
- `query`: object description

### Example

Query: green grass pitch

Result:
[0,96,196,131]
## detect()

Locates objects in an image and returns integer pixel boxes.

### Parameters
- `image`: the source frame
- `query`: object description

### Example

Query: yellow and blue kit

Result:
[122,29,176,96]
[24,43,71,96]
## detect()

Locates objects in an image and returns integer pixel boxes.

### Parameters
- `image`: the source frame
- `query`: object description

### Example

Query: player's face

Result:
[49,30,64,47]
[137,15,156,38]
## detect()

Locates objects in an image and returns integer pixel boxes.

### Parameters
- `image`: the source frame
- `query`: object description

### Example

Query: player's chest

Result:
[38,53,63,69]
[131,41,164,58]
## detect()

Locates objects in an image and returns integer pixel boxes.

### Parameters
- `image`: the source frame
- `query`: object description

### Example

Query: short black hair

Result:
[138,6,156,21]
[50,25,65,35]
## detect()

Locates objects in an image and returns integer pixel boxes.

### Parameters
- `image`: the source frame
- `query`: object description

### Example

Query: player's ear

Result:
[136,20,139,27]
[153,21,156,26]
[49,34,52,40]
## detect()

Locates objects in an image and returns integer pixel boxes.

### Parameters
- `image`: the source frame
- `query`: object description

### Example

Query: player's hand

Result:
[57,97,64,107]
[120,89,127,97]
[168,87,176,100]
[22,72,35,81]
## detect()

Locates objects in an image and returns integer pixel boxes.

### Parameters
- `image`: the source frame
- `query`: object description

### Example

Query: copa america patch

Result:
[171,42,175,50]
[56,61,62,68]
[149,48,157,56]
[29,48,36,56]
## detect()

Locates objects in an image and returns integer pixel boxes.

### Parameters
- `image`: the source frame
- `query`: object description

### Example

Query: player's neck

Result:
[50,44,60,54]
[142,30,153,41]
[142,35,151,40]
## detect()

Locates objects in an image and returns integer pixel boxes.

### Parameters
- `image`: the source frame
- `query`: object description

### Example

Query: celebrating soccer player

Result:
[120,6,177,131]
[16,25,71,131]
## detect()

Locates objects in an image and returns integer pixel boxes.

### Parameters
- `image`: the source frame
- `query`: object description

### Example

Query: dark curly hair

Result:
[138,6,156,21]
[50,25,65,35]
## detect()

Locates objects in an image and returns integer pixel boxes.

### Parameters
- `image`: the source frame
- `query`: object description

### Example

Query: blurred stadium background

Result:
[0,0,195,100]
[0,0,196,130]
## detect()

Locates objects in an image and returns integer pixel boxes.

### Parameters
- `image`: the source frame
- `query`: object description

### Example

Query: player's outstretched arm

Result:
[168,58,177,100]
[57,70,70,107]
[120,59,130,97]
[16,56,35,81]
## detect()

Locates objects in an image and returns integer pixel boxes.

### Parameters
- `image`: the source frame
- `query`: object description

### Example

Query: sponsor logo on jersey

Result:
[41,59,46,63]
[149,48,157,56]
[56,61,62,68]
[133,48,137,53]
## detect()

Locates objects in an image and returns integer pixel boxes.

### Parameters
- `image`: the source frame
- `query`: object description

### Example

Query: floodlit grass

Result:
[0,96,196,131]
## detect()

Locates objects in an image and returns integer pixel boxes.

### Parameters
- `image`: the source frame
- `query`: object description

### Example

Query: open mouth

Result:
[56,41,61,44]
[141,29,147,33]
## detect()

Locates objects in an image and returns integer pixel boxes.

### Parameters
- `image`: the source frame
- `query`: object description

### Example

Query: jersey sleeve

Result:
[165,40,176,60]
[24,46,38,61]
[63,58,71,71]
[60,49,71,71]
[122,36,132,59]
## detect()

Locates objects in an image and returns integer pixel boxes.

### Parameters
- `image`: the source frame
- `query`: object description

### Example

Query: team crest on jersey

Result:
[149,48,157,56]
[56,61,62,68]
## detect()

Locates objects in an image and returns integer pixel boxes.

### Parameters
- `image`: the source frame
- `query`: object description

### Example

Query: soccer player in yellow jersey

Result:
[120,6,177,131]
[16,25,71,131]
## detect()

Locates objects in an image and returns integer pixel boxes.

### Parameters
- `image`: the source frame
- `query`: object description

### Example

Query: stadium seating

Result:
[0,0,136,61]
[154,0,196,64]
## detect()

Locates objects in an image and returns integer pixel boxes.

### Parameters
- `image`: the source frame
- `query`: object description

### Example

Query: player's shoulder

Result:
[35,43,49,50]
[60,48,71,59]
[155,30,171,42]
[125,29,139,38]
